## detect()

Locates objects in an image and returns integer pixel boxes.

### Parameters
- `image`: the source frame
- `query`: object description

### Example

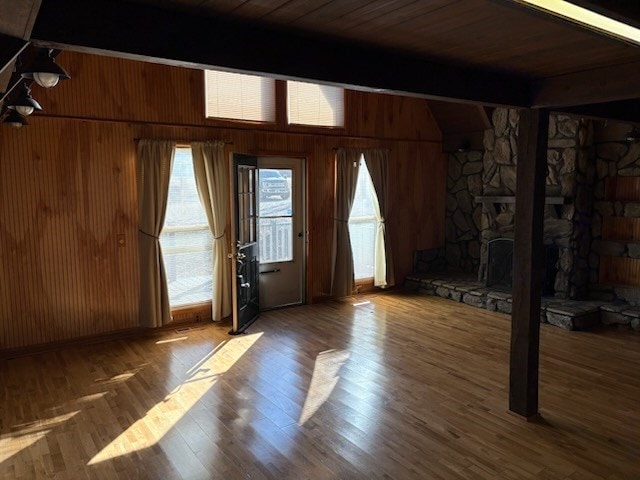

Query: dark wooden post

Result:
[509,108,549,418]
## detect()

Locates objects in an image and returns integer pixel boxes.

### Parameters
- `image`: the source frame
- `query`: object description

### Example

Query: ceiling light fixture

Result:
[7,82,42,116]
[3,110,29,128]
[513,0,640,45]
[21,48,70,88]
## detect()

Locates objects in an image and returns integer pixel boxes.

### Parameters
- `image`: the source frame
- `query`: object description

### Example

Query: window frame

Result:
[160,146,214,310]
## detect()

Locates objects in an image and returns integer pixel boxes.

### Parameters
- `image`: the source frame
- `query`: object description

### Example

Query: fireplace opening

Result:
[486,238,513,291]
[486,238,559,295]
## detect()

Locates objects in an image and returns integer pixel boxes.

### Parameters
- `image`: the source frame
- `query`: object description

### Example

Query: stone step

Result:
[405,274,640,332]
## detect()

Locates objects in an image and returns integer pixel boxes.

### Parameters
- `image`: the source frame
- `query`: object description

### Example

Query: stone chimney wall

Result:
[443,108,594,299]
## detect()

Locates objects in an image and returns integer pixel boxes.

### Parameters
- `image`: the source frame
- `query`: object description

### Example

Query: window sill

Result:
[171,302,212,323]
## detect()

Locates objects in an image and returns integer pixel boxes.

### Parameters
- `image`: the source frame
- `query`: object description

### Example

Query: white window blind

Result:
[287,81,344,127]
[205,70,276,122]
[160,148,213,307]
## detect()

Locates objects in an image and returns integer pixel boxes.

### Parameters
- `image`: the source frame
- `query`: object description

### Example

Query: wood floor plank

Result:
[1,292,639,479]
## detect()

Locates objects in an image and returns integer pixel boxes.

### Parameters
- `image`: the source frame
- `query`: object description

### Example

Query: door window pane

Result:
[237,166,257,245]
[349,158,377,280]
[258,168,293,263]
[259,217,293,263]
[161,148,213,307]
[259,169,292,216]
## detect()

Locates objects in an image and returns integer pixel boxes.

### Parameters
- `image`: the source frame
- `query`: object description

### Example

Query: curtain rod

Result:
[332,147,391,151]
[136,138,234,145]
[134,138,234,145]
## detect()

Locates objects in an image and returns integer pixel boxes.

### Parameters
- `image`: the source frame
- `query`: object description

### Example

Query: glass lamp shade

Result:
[33,72,61,88]
[16,105,35,116]
[21,49,70,89]
[3,110,29,128]
[7,83,42,116]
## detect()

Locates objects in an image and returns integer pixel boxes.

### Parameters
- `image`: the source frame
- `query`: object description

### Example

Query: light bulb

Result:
[8,121,24,129]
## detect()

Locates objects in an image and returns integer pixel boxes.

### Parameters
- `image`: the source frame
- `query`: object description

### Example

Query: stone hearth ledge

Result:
[405,272,640,332]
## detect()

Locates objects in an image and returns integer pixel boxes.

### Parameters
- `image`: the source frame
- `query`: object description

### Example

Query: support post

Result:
[509,108,549,418]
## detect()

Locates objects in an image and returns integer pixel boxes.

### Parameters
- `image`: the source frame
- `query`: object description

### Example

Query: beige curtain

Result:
[331,148,361,297]
[191,141,231,321]
[364,148,395,287]
[137,139,176,327]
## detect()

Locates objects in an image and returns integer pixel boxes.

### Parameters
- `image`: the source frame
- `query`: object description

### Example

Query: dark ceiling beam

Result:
[553,99,640,125]
[532,61,640,108]
[30,0,531,108]
[0,33,28,84]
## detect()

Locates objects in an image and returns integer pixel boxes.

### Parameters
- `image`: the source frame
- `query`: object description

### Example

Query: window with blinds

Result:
[204,70,276,122]
[160,147,213,307]
[287,81,345,127]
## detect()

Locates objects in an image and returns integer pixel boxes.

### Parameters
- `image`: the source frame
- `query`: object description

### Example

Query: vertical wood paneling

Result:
[1,51,445,349]
[600,255,640,286]
[0,119,139,349]
[605,177,640,202]
[602,176,640,285]
[602,217,640,241]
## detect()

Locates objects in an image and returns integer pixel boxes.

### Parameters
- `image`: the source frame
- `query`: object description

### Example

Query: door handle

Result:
[260,269,281,274]
[240,282,250,288]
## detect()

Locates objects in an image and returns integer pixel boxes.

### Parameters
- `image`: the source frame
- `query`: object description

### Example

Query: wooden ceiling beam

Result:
[30,0,531,108]
[553,99,640,125]
[532,61,640,108]
[0,33,28,92]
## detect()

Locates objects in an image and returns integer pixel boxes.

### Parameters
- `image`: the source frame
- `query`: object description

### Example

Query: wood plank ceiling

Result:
[126,0,640,78]
[2,0,640,117]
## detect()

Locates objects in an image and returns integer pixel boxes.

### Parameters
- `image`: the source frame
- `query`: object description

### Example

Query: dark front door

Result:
[230,154,260,334]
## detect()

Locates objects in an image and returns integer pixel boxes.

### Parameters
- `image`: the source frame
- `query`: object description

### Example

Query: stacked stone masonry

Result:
[434,108,640,333]
[445,109,594,299]
[406,272,640,332]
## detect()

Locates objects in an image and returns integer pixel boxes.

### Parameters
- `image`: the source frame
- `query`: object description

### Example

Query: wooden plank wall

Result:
[0,51,446,349]
[600,256,640,287]
[600,176,640,286]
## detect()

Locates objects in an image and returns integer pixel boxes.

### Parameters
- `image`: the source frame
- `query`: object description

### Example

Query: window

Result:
[287,80,344,127]
[349,157,378,281]
[204,70,276,122]
[259,169,293,263]
[160,148,212,307]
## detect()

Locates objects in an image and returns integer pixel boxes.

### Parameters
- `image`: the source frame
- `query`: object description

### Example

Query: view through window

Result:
[259,169,293,263]
[349,157,378,280]
[160,148,213,307]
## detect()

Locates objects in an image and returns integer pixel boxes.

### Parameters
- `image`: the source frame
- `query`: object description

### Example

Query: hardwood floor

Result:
[1,292,639,479]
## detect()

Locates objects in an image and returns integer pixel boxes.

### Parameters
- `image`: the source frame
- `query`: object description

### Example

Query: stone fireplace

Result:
[410,109,640,333]
[444,109,594,300]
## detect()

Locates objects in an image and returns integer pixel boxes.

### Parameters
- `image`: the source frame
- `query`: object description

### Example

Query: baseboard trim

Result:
[0,317,231,360]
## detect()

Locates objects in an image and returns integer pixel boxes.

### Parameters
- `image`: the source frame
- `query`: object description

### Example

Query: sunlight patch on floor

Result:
[0,411,80,463]
[298,349,350,425]
[88,332,263,465]
[155,336,188,345]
